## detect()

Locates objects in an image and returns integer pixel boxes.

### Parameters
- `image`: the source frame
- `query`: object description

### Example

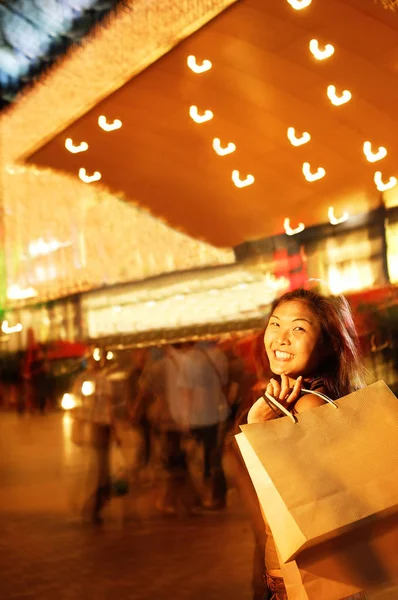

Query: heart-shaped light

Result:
[213,138,236,156]
[328,206,349,225]
[363,141,387,163]
[1,320,23,334]
[327,85,352,106]
[374,171,397,192]
[284,218,305,236]
[286,0,312,9]
[189,105,214,124]
[309,39,335,60]
[232,170,255,188]
[98,115,122,132]
[287,127,311,147]
[187,55,212,74]
[302,162,326,182]
[79,168,101,183]
[65,138,88,153]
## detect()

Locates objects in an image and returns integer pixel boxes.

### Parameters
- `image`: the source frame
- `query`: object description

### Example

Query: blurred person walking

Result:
[178,340,230,510]
[137,344,200,515]
[71,348,115,525]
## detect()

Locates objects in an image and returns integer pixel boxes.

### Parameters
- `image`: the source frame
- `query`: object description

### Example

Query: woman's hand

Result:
[267,374,303,405]
[247,395,278,424]
[247,374,303,424]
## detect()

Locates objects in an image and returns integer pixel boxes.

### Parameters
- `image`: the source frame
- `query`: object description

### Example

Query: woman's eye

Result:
[293,326,305,332]
[270,321,279,327]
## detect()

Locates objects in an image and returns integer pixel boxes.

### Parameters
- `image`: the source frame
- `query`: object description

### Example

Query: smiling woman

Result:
[246,287,368,599]
[248,289,367,426]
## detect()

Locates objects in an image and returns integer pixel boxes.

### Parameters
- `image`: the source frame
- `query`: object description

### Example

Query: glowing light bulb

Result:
[189,105,213,124]
[213,138,236,156]
[363,141,387,163]
[287,127,311,147]
[65,138,88,153]
[7,285,37,300]
[93,347,101,361]
[79,168,101,183]
[309,39,335,60]
[1,320,23,334]
[187,55,212,74]
[98,115,122,132]
[374,171,397,192]
[106,351,114,360]
[327,85,352,106]
[81,381,95,396]
[232,170,255,188]
[328,206,349,225]
[61,393,76,410]
[302,162,326,182]
[286,0,312,9]
[284,218,305,236]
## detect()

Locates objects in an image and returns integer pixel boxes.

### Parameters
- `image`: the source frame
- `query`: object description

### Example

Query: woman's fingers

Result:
[286,376,303,405]
[269,378,281,399]
[279,373,290,400]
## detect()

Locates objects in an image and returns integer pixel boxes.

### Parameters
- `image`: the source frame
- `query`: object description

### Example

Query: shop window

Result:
[305,226,386,295]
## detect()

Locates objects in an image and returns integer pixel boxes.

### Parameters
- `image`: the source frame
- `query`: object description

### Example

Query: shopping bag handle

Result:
[263,387,338,423]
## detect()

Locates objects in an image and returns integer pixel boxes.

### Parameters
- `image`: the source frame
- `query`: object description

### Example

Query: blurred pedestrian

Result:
[72,348,115,525]
[28,345,49,414]
[138,344,200,515]
[178,340,230,510]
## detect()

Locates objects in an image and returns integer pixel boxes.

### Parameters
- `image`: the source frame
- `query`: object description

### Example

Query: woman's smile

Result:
[273,350,294,361]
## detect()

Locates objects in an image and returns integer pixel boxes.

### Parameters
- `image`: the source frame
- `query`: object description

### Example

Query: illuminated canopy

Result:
[2,0,398,248]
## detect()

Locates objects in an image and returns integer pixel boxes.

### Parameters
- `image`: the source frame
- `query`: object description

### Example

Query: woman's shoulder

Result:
[293,377,330,414]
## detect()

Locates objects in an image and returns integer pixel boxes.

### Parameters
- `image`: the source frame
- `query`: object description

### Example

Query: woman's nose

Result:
[276,330,291,344]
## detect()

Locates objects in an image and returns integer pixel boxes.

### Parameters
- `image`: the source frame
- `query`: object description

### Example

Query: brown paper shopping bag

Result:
[237,381,398,564]
[236,431,398,599]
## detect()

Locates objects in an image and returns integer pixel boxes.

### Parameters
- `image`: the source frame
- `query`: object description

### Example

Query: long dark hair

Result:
[270,289,367,399]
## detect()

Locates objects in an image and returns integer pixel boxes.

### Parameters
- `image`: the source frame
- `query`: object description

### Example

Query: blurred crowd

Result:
[68,336,271,523]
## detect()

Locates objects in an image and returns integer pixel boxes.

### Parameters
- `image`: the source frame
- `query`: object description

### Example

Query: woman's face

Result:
[263,300,322,380]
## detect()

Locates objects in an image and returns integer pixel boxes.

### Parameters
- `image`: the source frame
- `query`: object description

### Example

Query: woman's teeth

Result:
[274,350,294,360]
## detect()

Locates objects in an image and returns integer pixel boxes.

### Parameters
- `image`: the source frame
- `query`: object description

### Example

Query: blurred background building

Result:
[1,0,397,398]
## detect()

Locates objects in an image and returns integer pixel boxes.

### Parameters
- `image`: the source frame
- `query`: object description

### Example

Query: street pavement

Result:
[0,411,254,600]
[1,411,397,600]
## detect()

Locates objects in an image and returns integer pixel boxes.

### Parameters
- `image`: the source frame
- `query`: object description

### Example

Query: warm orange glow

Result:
[232,170,255,188]
[287,127,311,147]
[286,0,312,10]
[212,138,236,156]
[386,221,398,283]
[187,55,212,73]
[98,115,122,131]
[189,105,213,123]
[302,162,326,182]
[61,393,76,410]
[328,206,349,225]
[309,39,335,60]
[363,141,387,163]
[78,168,102,183]
[284,218,305,236]
[327,85,352,106]
[374,171,397,192]
[65,138,88,153]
